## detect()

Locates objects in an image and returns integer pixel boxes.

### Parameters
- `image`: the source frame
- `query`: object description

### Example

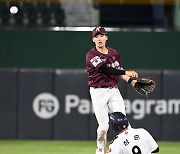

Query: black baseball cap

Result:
[92,27,107,37]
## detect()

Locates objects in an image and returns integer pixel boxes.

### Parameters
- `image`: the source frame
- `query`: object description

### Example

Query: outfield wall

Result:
[0,29,180,69]
[0,68,180,141]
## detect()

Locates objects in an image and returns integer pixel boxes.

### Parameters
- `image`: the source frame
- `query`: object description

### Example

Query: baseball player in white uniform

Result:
[86,27,138,154]
[106,112,159,154]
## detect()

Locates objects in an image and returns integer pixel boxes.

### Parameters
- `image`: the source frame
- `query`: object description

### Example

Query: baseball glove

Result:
[133,77,156,96]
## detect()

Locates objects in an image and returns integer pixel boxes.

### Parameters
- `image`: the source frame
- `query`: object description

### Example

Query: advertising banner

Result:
[0,69,17,139]
[0,69,179,140]
[18,69,54,139]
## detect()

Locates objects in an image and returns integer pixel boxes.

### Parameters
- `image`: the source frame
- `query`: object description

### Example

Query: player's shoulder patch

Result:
[110,135,118,145]
[90,56,102,67]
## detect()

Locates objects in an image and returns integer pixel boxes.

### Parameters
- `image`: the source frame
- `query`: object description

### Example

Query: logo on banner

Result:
[33,93,59,119]
[32,93,180,120]
[64,94,180,120]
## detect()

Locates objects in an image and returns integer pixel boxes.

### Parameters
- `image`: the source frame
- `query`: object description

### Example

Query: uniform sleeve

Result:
[143,129,159,152]
[100,64,126,75]
[86,53,106,69]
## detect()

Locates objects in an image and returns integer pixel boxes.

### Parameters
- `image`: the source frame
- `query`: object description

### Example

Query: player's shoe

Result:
[96,147,104,154]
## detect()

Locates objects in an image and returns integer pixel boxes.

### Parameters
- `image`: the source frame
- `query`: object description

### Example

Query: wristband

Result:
[128,77,134,83]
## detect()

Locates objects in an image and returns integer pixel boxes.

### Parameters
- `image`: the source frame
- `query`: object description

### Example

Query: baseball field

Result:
[0,140,179,154]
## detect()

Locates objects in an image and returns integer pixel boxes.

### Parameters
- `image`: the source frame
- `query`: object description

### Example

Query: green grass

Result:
[0,140,179,154]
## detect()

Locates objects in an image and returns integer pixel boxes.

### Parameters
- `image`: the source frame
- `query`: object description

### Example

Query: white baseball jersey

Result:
[106,128,158,154]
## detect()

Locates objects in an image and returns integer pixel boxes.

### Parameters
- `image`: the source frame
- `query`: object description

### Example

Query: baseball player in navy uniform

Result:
[86,27,138,154]
[106,112,159,154]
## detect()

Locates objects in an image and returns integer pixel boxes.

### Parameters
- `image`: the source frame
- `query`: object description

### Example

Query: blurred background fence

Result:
[0,68,180,141]
[0,29,180,69]
[0,0,180,141]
